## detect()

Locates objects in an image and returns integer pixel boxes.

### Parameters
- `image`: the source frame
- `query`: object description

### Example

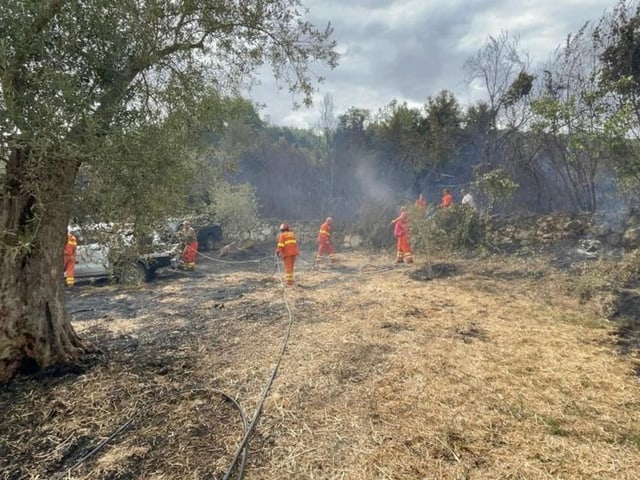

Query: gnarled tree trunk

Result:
[0,147,89,383]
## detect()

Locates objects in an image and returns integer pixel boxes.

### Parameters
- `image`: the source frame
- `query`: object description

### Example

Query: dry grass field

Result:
[2,246,640,479]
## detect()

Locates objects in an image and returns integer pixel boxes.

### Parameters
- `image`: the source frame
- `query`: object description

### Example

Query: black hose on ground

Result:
[222,256,296,480]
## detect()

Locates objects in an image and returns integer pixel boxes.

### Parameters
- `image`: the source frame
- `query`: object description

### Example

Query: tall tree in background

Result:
[316,93,338,214]
[423,90,464,176]
[599,0,640,193]
[187,95,265,209]
[531,23,611,212]
[369,100,425,181]
[332,107,372,214]
[0,0,337,382]
[463,31,532,168]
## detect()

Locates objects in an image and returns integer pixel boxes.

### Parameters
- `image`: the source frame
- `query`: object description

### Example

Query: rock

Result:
[622,226,640,249]
[577,239,601,258]
[343,234,362,248]
[564,219,584,234]
[514,229,535,241]
[606,232,622,246]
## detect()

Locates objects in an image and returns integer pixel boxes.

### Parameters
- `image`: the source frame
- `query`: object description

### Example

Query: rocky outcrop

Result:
[485,213,590,246]
[485,212,640,250]
[229,211,640,253]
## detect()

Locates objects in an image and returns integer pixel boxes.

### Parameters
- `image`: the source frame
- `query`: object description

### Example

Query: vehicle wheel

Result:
[117,262,149,285]
[204,234,217,251]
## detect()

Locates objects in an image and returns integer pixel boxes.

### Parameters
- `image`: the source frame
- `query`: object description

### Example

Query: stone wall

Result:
[486,211,640,250]
[226,221,364,249]
[226,211,640,251]
[226,222,321,246]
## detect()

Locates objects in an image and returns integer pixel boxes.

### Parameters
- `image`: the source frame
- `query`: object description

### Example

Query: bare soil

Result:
[2,245,640,480]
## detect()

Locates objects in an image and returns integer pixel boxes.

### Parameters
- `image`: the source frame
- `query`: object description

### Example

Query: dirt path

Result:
[2,247,640,479]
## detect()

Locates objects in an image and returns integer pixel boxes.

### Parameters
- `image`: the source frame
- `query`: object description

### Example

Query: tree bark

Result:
[0,147,90,383]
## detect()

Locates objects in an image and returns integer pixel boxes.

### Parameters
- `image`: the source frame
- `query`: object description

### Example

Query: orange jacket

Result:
[415,196,426,208]
[394,217,410,238]
[64,233,77,256]
[318,221,332,244]
[276,231,299,257]
[439,193,453,208]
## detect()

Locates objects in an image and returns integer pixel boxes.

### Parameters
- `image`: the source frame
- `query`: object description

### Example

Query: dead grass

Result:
[1,247,640,479]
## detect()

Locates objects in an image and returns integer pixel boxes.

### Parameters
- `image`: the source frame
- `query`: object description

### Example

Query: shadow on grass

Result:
[609,288,640,370]
[409,263,461,282]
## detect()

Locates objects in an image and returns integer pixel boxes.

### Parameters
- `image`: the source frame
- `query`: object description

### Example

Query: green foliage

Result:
[594,2,640,192]
[600,2,640,97]
[503,71,536,108]
[424,90,464,168]
[0,0,338,247]
[338,108,371,134]
[73,113,200,227]
[611,137,640,192]
[352,201,403,249]
[542,415,570,437]
[206,181,259,237]
[369,100,426,173]
[475,168,519,209]
[411,205,486,253]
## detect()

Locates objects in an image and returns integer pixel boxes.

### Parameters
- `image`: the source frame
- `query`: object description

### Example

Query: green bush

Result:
[354,200,407,249]
[411,205,486,253]
[475,167,519,212]
[346,201,486,254]
[206,181,259,236]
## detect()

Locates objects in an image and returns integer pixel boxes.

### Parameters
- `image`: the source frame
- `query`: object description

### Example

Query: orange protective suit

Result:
[415,194,426,208]
[64,233,77,286]
[276,229,299,285]
[181,241,198,269]
[316,218,335,263]
[393,213,413,264]
[180,224,198,269]
[439,191,453,208]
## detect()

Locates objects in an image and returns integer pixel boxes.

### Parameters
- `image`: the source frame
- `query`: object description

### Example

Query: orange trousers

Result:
[283,255,296,285]
[396,235,413,263]
[182,241,198,268]
[316,241,335,262]
[64,254,76,286]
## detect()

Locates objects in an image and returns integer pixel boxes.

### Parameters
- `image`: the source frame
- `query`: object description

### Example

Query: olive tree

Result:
[0,0,337,382]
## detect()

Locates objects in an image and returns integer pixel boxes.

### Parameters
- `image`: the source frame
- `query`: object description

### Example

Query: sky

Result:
[245,0,615,129]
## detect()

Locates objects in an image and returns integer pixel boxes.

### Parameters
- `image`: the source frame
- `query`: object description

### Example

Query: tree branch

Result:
[2,0,68,83]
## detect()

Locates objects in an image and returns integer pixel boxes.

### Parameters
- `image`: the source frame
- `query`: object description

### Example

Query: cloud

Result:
[246,0,613,128]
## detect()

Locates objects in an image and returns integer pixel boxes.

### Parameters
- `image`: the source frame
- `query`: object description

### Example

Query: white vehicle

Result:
[67,224,178,284]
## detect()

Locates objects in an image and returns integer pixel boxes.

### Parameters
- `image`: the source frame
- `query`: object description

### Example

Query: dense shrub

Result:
[353,200,406,249]
[411,205,486,253]
[207,181,259,236]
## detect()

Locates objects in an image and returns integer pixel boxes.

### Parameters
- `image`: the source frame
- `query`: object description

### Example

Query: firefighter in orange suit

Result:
[316,216,335,264]
[415,193,427,209]
[180,220,198,270]
[275,222,299,286]
[64,229,77,286]
[393,211,413,264]
[439,188,453,208]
